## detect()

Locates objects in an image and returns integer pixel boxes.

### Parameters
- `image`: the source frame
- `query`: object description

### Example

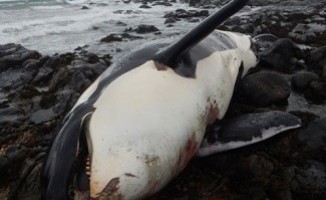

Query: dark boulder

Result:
[164,17,178,24]
[308,45,326,71]
[238,71,291,106]
[259,38,304,73]
[291,71,319,91]
[134,24,159,34]
[0,44,41,72]
[139,4,151,8]
[305,80,326,104]
[100,34,123,43]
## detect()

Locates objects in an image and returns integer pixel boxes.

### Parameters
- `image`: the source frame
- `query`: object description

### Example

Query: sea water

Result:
[0,0,193,55]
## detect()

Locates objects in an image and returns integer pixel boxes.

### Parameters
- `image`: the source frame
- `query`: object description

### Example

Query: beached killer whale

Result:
[41,0,301,199]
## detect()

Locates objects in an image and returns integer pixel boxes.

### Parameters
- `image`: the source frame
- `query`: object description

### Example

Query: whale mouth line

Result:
[72,122,92,200]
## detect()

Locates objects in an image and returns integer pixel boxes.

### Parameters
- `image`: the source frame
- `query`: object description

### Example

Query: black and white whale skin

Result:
[41,0,301,200]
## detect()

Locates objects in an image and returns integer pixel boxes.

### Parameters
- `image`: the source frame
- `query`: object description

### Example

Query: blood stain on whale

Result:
[207,102,220,125]
[174,133,198,175]
[93,177,121,200]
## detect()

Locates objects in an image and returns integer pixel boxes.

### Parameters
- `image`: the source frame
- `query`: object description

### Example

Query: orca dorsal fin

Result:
[153,0,249,71]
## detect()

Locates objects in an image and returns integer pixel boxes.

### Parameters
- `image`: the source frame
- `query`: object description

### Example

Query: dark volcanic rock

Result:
[139,4,151,8]
[164,9,209,20]
[132,24,160,34]
[218,1,326,47]
[120,33,144,40]
[303,47,326,103]
[308,45,326,71]
[0,44,109,194]
[0,44,41,72]
[292,71,319,91]
[100,34,123,43]
[238,71,291,106]
[164,17,178,24]
[81,6,89,9]
[100,33,142,43]
[259,38,304,73]
[152,1,173,6]
[299,117,326,150]
[305,80,326,104]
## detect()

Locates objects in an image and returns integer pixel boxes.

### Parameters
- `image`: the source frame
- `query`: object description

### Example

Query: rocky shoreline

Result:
[0,0,325,199]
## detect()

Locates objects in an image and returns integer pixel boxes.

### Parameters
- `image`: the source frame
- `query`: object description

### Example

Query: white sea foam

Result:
[0,0,191,54]
[31,5,64,9]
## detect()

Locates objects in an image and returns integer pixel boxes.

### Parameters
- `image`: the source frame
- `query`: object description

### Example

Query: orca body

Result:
[86,30,256,199]
[41,1,301,199]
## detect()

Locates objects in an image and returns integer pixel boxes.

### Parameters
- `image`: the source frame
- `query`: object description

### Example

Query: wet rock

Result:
[116,21,127,26]
[164,9,209,19]
[217,1,326,46]
[92,26,99,30]
[10,153,44,200]
[0,44,41,72]
[32,66,54,84]
[52,89,76,115]
[22,59,39,70]
[186,0,224,7]
[291,71,319,91]
[305,80,326,103]
[100,34,123,43]
[81,6,89,9]
[246,154,274,179]
[0,68,29,96]
[238,71,291,106]
[69,71,92,93]
[308,45,326,71]
[299,117,326,150]
[0,156,9,180]
[188,18,200,23]
[120,33,143,40]
[289,163,326,200]
[0,44,108,193]
[289,23,326,45]
[133,24,160,34]
[30,108,57,125]
[139,4,151,8]
[101,54,112,66]
[0,104,25,127]
[164,17,178,24]
[259,38,304,73]
[48,66,69,92]
[86,53,99,64]
[5,145,27,163]
[152,1,173,6]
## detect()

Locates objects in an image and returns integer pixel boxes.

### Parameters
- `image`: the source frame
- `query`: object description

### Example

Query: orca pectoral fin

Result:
[41,104,94,200]
[198,111,301,157]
